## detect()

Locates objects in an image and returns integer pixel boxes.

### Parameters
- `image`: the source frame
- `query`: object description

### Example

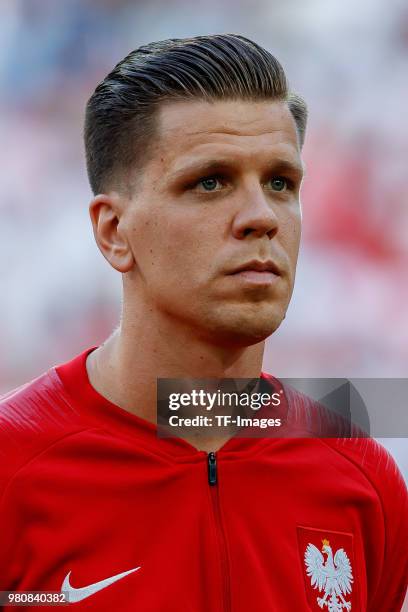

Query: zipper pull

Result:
[208,451,217,486]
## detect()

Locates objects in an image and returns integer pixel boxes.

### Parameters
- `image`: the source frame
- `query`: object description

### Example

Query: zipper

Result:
[208,451,217,485]
[207,451,231,612]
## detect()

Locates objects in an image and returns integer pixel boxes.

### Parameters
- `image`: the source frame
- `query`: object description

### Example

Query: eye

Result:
[269,176,288,192]
[196,176,221,192]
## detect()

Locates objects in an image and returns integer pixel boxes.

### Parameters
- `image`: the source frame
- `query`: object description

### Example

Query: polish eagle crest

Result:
[304,538,353,610]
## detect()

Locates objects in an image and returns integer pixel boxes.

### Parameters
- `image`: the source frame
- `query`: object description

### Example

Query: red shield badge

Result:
[297,526,358,611]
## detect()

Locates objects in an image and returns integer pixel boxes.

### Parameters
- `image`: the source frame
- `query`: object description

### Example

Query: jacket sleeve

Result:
[367,443,408,610]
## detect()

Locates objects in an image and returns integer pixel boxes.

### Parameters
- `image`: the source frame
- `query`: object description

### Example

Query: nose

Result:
[231,184,279,240]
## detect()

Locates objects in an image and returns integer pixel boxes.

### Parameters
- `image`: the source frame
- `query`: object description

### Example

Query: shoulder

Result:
[262,374,407,503]
[0,368,87,492]
[287,382,405,481]
[283,380,407,522]
[322,436,407,515]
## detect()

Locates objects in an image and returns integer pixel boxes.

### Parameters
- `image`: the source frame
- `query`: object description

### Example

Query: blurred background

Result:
[0,0,407,487]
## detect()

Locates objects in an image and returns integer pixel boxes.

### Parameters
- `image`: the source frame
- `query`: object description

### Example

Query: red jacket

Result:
[0,349,407,611]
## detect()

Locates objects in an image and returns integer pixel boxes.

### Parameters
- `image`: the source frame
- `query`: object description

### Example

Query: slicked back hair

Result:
[84,34,307,195]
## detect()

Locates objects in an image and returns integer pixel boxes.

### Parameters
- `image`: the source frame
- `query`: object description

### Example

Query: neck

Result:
[86,301,265,446]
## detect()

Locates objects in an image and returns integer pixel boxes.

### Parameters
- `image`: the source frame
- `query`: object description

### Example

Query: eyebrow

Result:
[170,157,304,182]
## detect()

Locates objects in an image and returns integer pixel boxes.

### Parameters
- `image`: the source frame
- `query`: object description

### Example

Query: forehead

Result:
[151,99,302,172]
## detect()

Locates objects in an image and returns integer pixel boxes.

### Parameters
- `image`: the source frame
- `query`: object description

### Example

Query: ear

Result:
[89,194,134,273]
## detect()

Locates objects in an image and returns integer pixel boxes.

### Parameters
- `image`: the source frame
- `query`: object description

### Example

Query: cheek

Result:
[130,209,217,287]
[280,208,301,257]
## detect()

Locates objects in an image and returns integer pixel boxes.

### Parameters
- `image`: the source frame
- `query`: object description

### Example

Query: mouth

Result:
[227,259,282,285]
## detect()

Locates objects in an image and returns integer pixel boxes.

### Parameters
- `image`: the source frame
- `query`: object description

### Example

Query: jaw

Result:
[123,273,291,349]
[190,300,288,348]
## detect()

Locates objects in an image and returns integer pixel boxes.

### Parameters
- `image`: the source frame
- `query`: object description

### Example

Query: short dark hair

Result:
[84,34,307,195]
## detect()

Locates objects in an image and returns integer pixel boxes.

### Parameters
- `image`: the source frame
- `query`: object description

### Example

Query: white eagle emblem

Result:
[304,538,353,610]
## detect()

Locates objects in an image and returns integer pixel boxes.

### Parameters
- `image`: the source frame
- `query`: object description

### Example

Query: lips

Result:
[229,259,281,276]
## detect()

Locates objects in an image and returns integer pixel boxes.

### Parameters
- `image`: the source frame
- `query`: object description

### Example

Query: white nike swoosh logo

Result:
[61,566,141,603]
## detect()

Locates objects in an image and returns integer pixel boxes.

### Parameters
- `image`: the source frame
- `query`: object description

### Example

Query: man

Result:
[0,34,406,611]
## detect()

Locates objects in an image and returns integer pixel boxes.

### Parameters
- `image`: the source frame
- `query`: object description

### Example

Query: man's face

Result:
[121,99,303,346]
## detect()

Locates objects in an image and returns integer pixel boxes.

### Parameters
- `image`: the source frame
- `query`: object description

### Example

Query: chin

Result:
[203,307,285,348]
